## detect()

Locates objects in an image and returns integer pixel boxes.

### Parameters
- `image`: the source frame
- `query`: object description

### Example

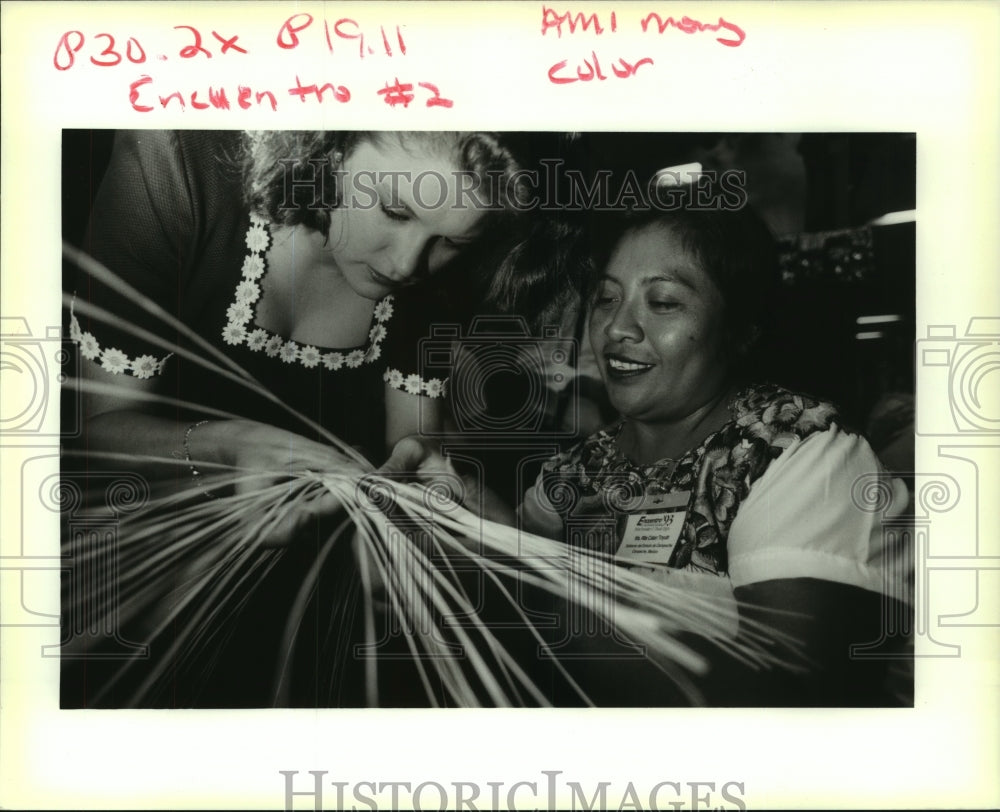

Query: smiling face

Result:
[325,135,487,300]
[588,222,733,425]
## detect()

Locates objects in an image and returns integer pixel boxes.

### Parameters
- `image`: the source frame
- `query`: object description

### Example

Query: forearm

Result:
[512,572,862,706]
[75,407,360,550]
[74,410,248,493]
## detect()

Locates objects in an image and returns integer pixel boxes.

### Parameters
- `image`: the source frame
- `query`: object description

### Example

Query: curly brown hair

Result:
[238,130,584,327]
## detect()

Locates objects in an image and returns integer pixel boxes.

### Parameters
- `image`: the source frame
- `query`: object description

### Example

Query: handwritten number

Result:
[418,82,453,108]
[378,80,453,109]
[53,30,85,70]
[126,37,146,64]
[277,14,313,49]
[90,33,122,67]
[175,25,212,59]
[54,31,146,69]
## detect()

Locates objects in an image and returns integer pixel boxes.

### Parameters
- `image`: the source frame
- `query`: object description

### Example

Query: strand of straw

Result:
[336,476,716,703]
[61,248,807,705]
[349,476,802,678]
[272,512,355,700]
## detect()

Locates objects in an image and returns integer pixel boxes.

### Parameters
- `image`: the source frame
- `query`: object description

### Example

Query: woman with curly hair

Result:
[72,131,560,532]
[64,129,575,706]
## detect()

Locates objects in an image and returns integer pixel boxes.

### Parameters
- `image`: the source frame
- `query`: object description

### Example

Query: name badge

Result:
[615,491,690,565]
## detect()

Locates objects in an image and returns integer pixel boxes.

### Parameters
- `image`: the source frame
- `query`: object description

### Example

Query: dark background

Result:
[63,130,915,471]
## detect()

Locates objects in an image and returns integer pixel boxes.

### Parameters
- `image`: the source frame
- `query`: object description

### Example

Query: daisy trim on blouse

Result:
[68,301,172,379]
[222,211,395,370]
[383,368,447,399]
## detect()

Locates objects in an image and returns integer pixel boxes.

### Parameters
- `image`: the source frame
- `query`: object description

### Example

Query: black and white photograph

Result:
[59,129,916,710]
[2,2,998,810]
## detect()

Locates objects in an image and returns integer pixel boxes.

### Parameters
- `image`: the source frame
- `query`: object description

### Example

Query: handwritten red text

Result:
[126,74,452,113]
[128,75,278,112]
[548,52,653,83]
[541,7,617,36]
[54,27,251,71]
[277,13,406,58]
[640,13,745,47]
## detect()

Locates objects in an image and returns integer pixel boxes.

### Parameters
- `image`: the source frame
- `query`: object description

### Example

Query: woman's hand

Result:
[378,435,466,502]
[380,435,455,477]
[379,435,516,525]
[75,358,360,549]
[200,419,364,548]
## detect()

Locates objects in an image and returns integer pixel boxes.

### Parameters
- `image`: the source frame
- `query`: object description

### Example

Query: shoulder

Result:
[110,130,237,170]
[114,129,242,161]
[732,383,847,449]
[685,384,849,523]
[761,427,910,541]
[108,130,243,208]
[753,423,887,493]
[728,424,910,594]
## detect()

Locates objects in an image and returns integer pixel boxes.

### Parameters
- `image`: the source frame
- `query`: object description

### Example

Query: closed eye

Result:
[379,201,410,222]
[593,278,622,307]
[440,235,473,250]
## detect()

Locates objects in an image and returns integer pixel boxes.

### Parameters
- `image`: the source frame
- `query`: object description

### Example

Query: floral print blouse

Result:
[537,383,844,576]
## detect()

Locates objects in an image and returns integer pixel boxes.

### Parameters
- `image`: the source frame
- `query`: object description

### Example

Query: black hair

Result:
[588,189,779,379]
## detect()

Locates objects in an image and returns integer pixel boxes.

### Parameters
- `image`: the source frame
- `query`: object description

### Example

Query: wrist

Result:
[184,417,249,468]
[181,419,220,499]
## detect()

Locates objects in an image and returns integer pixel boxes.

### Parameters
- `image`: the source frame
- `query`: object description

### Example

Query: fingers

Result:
[416,447,457,479]
[380,435,456,478]
[380,436,465,497]
[379,435,429,475]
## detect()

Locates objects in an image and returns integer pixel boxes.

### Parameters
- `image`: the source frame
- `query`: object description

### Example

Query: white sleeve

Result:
[727,425,911,599]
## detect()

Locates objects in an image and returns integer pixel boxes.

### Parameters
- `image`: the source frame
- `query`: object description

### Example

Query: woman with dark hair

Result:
[396,197,912,705]
[64,129,572,706]
[518,201,912,704]
[583,202,781,380]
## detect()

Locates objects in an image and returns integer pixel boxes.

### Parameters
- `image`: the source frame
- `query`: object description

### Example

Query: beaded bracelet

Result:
[182,419,217,499]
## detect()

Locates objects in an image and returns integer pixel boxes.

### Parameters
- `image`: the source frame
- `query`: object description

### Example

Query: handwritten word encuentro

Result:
[51,14,452,113]
[542,6,745,85]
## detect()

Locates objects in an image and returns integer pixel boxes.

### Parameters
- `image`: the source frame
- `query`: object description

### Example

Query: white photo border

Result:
[2,1,998,809]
